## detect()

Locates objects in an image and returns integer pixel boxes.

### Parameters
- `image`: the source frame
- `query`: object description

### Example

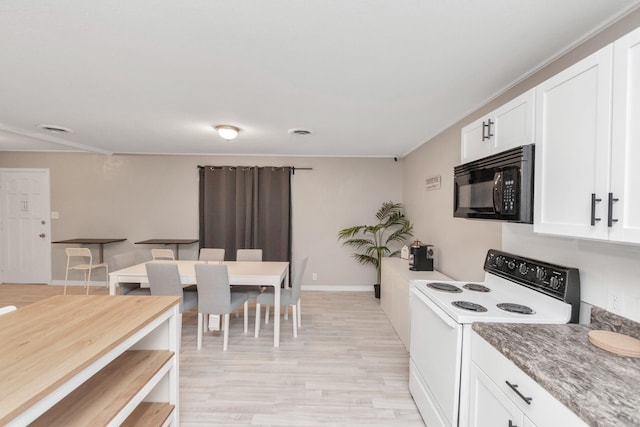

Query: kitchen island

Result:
[473,307,640,427]
[0,295,181,426]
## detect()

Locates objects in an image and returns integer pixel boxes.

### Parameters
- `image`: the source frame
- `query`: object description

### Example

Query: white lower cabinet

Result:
[469,362,526,427]
[470,331,586,427]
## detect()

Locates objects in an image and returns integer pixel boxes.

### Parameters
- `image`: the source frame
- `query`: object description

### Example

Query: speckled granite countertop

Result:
[473,307,640,427]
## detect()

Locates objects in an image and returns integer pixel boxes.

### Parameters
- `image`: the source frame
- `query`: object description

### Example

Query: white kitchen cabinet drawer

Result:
[471,331,586,427]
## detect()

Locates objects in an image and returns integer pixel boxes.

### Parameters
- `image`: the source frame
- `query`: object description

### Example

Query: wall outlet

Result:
[312,273,318,281]
[51,211,59,219]
[607,294,620,313]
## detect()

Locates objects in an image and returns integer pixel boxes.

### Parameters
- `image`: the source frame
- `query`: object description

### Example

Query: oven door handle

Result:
[412,287,459,329]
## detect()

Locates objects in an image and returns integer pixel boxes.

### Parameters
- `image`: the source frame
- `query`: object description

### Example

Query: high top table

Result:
[109,260,289,347]
[134,239,198,260]
[52,238,127,263]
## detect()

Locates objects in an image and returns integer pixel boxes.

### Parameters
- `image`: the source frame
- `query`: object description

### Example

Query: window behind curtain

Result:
[199,166,291,263]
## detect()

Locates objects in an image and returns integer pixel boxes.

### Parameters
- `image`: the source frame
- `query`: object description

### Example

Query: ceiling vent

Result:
[38,124,73,134]
[288,128,312,136]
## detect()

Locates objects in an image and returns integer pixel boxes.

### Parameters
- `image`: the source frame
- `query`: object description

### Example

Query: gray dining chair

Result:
[146,263,197,347]
[255,256,308,338]
[145,263,197,313]
[195,264,251,351]
[233,248,264,297]
[199,248,225,262]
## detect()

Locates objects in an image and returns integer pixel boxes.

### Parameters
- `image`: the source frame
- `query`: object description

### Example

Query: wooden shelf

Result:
[0,295,181,426]
[30,350,173,426]
[122,403,174,427]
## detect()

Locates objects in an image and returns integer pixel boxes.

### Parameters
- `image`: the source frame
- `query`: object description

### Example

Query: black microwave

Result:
[453,144,534,223]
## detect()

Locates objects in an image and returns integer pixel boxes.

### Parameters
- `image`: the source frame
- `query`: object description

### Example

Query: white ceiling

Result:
[1,1,639,157]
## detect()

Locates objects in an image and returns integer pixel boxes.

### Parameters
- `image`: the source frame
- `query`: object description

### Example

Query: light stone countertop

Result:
[473,307,640,427]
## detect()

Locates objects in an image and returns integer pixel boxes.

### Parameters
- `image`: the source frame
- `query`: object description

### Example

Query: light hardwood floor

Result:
[0,285,425,426]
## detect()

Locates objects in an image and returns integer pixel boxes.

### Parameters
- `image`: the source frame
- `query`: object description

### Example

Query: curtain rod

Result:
[197,165,313,174]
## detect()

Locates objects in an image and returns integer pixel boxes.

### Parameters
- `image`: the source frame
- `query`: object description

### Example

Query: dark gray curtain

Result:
[199,166,291,263]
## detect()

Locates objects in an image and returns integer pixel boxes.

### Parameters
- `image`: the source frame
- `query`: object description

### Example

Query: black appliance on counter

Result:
[409,241,434,271]
[454,144,534,223]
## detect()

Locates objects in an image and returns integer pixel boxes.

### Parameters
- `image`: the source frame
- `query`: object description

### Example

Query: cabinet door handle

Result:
[482,119,494,141]
[508,421,518,427]
[591,193,602,226]
[608,192,619,227]
[505,380,532,405]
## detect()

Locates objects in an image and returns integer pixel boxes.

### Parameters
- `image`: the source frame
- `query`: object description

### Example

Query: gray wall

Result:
[402,124,501,281]
[0,152,403,287]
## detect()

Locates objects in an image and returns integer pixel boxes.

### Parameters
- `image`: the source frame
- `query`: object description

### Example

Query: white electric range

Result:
[408,249,580,427]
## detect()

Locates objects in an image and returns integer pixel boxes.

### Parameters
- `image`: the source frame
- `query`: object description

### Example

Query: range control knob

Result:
[549,276,560,290]
[535,267,546,280]
[507,260,516,270]
[518,263,528,275]
[495,256,505,267]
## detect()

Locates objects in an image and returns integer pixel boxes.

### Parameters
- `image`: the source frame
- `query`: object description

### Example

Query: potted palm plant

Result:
[337,201,413,298]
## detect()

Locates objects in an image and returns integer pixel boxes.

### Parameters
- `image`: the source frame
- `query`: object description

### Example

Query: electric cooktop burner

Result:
[451,301,488,312]
[427,282,463,293]
[497,303,535,315]
[463,283,491,292]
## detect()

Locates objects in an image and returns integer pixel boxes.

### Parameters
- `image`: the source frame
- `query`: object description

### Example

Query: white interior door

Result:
[0,169,51,284]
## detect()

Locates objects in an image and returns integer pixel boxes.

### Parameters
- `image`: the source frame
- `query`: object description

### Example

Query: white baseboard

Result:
[301,285,373,292]
[52,281,373,292]
[50,280,108,287]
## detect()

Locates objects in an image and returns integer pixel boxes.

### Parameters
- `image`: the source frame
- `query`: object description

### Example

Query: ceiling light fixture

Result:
[288,128,312,136]
[214,125,240,141]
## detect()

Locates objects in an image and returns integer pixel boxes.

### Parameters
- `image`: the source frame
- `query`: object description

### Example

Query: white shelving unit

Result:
[0,295,181,427]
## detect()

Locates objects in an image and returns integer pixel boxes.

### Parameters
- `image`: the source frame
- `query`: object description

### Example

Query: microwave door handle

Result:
[493,173,502,213]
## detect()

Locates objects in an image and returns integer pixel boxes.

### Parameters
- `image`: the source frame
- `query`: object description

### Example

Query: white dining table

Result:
[109,260,289,347]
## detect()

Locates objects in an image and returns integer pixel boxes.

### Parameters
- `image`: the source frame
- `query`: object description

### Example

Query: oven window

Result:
[458,180,494,210]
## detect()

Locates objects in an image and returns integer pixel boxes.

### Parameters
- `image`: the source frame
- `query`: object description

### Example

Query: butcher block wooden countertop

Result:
[0,294,181,426]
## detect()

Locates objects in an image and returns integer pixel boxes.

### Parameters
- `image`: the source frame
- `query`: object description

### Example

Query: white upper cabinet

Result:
[534,26,640,244]
[461,89,535,163]
[461,116,491,162]
[609,27,640,244]
[534,44,613,239]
